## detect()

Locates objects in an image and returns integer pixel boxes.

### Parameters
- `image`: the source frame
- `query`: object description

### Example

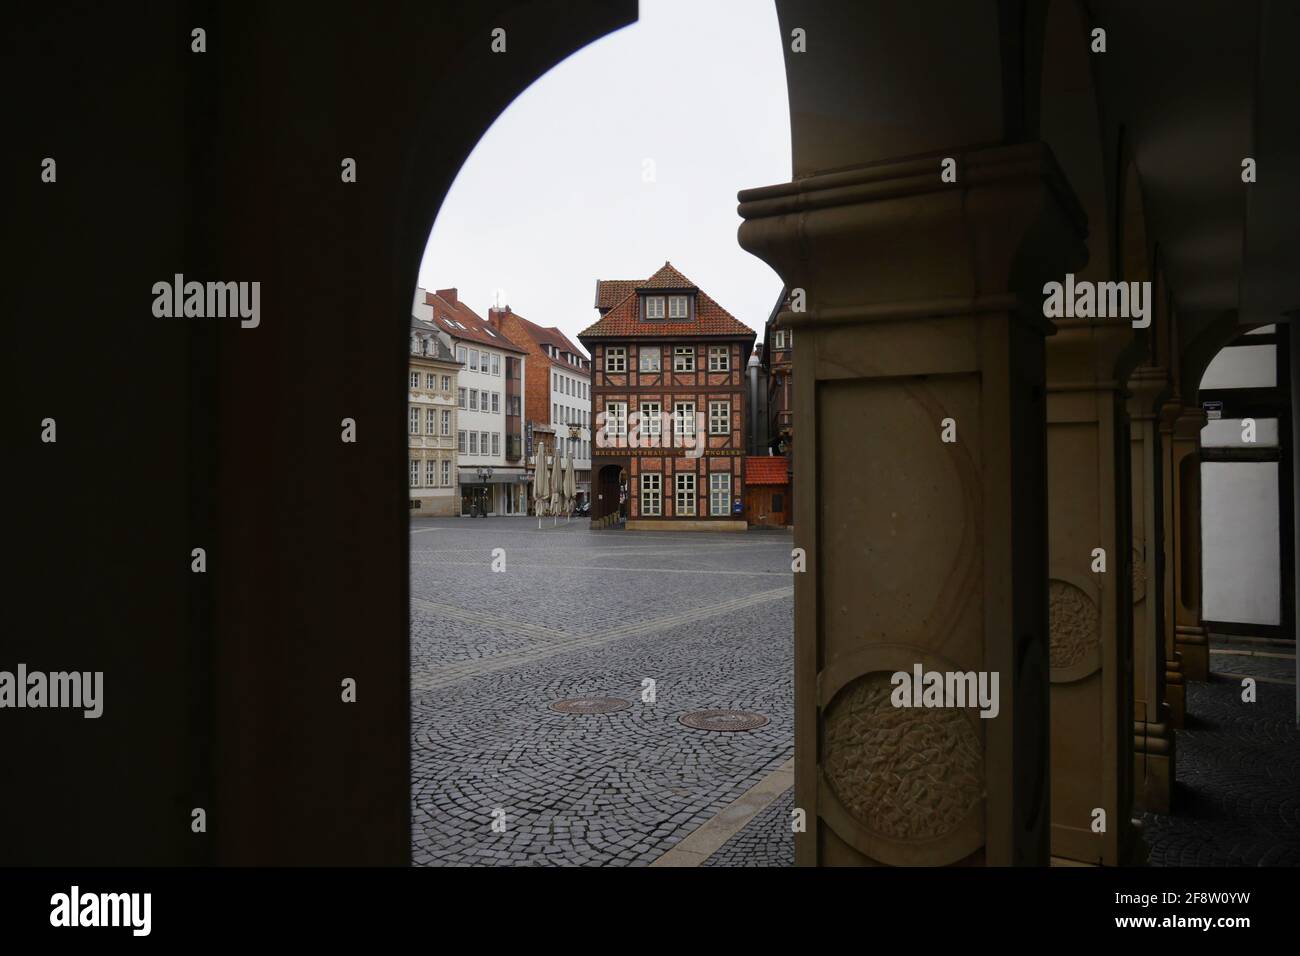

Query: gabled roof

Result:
[637,261,697,290]
[745,456,789,486]
[494,308,590,365]
[579,263,757,340]
[424,290,528,354]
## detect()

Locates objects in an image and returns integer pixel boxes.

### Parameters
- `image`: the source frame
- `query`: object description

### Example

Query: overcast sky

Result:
[418,0,791,354]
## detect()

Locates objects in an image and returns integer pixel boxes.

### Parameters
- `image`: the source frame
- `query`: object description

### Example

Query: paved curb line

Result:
[650,757,795,867]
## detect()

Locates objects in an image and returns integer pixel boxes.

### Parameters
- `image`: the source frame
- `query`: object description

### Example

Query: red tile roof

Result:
[594,279,639,311]
[489,307,590,366]
[580,263,757,340]
[745,456,789,486]
[424,290,528,353]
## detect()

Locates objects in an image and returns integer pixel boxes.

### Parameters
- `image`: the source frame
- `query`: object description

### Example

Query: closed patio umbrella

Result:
[564,447,577,520]
[549,442,564,523]
[533,444,550,525]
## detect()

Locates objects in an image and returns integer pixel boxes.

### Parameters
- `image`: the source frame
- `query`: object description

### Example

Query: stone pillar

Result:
[1157,399,1187,724]
[738,142,1086,866]
[1045,315,1138,864]
[1128,367,1174,813]
[1172,405,1210,681]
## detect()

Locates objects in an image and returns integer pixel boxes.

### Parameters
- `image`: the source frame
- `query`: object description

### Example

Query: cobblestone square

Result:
[410,517,794,866]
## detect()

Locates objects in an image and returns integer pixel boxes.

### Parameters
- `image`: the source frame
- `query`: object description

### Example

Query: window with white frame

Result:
[441,459,450,486]
[458,388,466,408]
[491,354,500,376]
[480,432,489,455]
[639,348,661,372]
[469,389,478,410]
[491,392,500,413]
[709,401,730,435]
[426,373,436,388]
[641,472,662,516]
[469,432,478,454]
[409,407,420,435]
[457,430,466,453]
[441,409,451,435]
[675,473,696,516]
[426,459,437,486]
[409,371,420,388]
[606,347,626,373]
[639,402,661,438]
[479,352,490,373]
[668,295,688,319]
[456,345,467,363]
[674,402,696,437]
[442,375,451,391]
[645,296,665,319]
[492,433,500,456]
[708,346,729,371]
[409,459,419,487]
[710,473,730,516]
[673,347,695,372]
[773,329,787,350]
[553,371,559,390]
[426,408,436,434]
[469,349,478,369]
[606,401,627,436]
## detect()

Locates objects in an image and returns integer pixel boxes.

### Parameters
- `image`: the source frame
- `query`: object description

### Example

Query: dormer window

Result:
[668,295,688,319]
[646,297,665,319]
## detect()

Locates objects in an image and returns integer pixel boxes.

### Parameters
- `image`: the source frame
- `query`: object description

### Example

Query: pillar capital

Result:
[1126,365,1171,422]
[738,141,1087,325]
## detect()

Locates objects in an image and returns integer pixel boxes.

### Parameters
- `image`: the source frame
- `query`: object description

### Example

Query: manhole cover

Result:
[549,697,632,715]
[678,709,769,732]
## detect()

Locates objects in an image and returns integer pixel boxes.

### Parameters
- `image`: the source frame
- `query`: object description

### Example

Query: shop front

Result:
[458,468,529,516]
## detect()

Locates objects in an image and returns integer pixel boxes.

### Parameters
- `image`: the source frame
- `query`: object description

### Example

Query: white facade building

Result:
[415,287,529,515]
[544,347,592,500]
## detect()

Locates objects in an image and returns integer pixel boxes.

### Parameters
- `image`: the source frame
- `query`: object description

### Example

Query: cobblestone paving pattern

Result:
[702,787,795,867]
[1142,654,1300,866]
[410,518,794,866]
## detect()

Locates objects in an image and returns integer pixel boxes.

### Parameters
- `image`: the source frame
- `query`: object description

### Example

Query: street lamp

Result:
[475,466,493,517]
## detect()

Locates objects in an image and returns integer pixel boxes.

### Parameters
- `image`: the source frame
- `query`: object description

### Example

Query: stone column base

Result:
[1175,626,1209,681]
[1133,720,1174,814]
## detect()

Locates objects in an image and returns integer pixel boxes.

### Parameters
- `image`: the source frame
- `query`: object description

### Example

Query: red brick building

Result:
[486,305,592,505]
[579,263,756,531]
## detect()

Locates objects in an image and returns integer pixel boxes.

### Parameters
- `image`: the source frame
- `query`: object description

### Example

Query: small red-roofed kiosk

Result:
[744,456,790,528]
